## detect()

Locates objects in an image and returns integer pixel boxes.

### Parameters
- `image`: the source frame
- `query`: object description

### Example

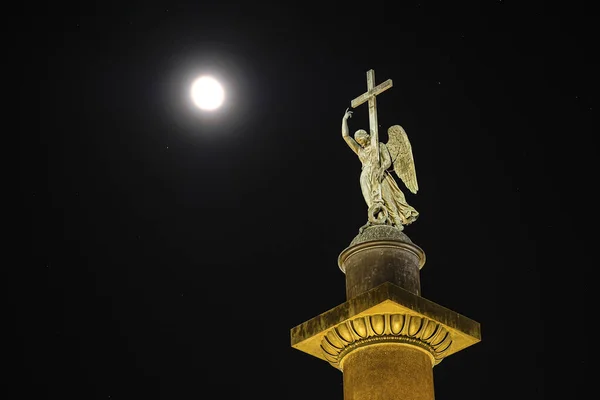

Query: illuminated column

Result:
[291,226,481,400]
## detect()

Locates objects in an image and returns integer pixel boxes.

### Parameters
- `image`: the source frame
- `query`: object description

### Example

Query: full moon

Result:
[190,76,224,110]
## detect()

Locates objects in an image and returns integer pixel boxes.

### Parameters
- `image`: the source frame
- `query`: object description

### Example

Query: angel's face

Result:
[355,130,370,147]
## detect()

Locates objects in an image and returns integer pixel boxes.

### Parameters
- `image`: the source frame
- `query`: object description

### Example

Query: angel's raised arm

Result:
[342,108,360,155]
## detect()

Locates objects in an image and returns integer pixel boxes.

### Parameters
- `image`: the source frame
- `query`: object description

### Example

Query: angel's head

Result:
[354,129,370,147]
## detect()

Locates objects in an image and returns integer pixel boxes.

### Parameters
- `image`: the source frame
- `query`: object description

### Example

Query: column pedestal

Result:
[339,225,425,298]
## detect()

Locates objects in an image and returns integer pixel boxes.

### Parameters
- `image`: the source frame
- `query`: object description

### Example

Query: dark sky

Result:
[14,2,595,400]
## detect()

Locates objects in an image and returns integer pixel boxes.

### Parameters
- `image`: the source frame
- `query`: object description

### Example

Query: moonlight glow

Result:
[191,76,224,110]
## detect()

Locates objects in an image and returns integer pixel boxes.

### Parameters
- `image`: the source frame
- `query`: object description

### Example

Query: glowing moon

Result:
[191,76,224,110]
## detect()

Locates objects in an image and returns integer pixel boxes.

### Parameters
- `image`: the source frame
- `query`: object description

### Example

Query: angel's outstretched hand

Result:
[343,108,353,120]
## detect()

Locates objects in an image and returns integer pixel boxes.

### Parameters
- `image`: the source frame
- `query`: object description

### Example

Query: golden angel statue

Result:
[342,108,419,231]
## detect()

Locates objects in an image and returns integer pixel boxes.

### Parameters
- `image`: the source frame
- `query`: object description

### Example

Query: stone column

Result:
[290,225,481,400]
[342,345,434,400]
[336,226,430,400]
[320,312,450,400]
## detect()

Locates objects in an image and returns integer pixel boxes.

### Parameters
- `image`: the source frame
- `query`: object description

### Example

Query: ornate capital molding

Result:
[320,313,452,368]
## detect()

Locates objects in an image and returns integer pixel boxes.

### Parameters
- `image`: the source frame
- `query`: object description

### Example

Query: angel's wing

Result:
[386,125,419,194]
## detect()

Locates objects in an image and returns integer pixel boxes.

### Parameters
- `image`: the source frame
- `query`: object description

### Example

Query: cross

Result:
[351,69,393,203]
[350,69,393,168]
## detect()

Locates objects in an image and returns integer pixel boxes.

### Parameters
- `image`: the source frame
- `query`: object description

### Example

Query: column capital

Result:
[321,313,452,368]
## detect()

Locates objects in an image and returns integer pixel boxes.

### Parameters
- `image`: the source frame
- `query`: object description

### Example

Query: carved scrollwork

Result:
[320,313,452,368]
[368,202,388,225]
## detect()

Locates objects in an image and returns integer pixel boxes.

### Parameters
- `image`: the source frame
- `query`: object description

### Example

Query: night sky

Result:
[14,2,595,400]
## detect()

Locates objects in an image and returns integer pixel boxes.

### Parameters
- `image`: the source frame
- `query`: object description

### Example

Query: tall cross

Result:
[350,69,393,168]
[351,69,393,203]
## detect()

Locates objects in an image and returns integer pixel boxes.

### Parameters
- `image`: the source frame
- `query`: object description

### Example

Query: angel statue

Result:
[341,108,419,231]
